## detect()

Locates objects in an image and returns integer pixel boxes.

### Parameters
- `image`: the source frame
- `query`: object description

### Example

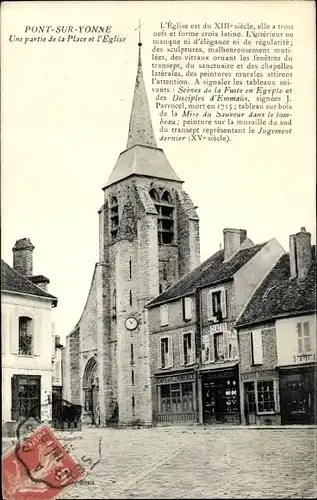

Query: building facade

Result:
[147,228,285,425]
[1,239,58,435]
[52,334,64,421]
[236,227,316,426]
[63,42,200,426]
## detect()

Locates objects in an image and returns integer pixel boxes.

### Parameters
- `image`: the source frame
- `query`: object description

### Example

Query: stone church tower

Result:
[64,39,200,426]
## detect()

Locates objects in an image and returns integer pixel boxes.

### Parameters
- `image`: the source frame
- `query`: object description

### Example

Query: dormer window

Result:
[149,188,174,245]
[110,196,119,240]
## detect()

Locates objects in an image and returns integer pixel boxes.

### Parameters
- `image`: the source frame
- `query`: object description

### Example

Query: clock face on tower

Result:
[125,316,138,331]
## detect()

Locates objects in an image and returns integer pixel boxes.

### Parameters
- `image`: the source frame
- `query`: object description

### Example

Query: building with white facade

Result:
[1,238,58,435]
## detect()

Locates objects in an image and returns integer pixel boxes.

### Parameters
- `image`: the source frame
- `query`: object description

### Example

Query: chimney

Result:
[290,227,312,280]
[12,238,34,276]
[223,228,247,261]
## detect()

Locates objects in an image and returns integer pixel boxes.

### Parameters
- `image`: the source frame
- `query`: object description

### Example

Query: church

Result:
[63,38,200,426]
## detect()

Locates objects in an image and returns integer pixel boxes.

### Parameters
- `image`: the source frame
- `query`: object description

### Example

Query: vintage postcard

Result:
[1,1,316,498]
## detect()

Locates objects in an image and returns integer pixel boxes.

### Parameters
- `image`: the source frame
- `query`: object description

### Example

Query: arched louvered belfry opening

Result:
[110,195,119,240]
[149,188,174,244]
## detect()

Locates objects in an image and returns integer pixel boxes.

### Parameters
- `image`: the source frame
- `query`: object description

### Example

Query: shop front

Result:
[279,364,316,425]
[155,371,198,424]
[241,369,280,426]
[200,363,240,424]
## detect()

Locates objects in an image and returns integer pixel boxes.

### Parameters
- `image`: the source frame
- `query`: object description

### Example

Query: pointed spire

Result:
[126,21,157,149]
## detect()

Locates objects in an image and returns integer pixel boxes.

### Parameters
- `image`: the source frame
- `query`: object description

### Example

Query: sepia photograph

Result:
[1,1,316,499]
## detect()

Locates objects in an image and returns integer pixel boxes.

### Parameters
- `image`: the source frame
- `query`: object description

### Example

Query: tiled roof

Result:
[147,242,267,307]
[235,247,316,327]
[104,145,182,188]
[1,259,57,304]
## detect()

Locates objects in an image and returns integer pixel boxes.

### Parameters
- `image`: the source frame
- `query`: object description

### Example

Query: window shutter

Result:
[168,337,173,367]
[207,291,213,320]
[209,331,215,362]
[158,339,162,369]
[33,319,40,356]
[179,334,184,366]
[223,331,229,360]
[221,289,227,318]
[10,315,18,355]
[296,323,303,353]
[190,332,196,364]
[11,375,19,420]
[184,297,192,321]
[252,330,263,364]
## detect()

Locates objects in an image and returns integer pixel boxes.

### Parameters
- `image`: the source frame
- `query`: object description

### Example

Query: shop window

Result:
[257,381,275,413]
[160,304,169,326]
[160,384,171,413]
[11,375,41,420]
[19,317,33,356]
[207,288,227,322]
[158,336,173,369]
[110,196,119,240]
[297,322,311,353]
[244,380,276,415]
[182,297,192,321]
[251,330,263,365]
[159,381,194,415]
[180,332,195,365]
[149,188,174,245]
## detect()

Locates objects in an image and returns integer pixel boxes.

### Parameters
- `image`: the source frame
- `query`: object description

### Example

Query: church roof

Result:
[104,145,182,187]
[147,242,267,307]
[104,41,183,188]
[1,259,58,305]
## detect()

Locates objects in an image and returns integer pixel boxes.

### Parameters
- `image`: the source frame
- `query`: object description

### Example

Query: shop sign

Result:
[156,372,195,385]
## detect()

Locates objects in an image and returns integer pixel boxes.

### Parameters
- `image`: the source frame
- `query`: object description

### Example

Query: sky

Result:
[1,1,315,343]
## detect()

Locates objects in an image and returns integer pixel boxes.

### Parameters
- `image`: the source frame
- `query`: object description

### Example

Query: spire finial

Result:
[126,20,157,149]
[136,19,143,64]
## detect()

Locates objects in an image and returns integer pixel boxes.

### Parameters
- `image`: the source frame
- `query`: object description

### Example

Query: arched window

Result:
[19,317,33,355]
[110,196,119,240]
[149,188,174,244]
[149,188,159,201]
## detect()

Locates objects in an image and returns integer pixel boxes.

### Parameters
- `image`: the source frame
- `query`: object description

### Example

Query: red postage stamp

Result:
[2,424,86,500]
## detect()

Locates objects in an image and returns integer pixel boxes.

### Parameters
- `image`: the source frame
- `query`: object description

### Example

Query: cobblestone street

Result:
[57,426,316,498]
[3,426,316,499]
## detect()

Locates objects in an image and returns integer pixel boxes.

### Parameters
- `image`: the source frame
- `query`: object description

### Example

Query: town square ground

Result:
[4,425,315,499]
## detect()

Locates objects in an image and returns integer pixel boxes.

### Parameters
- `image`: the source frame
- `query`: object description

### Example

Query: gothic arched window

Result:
[110,196,119,240]
[153,189,174,244]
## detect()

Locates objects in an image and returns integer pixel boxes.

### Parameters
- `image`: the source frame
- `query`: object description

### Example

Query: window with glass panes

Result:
[19,317,33,355]
[297,322,311,353]
[11,375,40,420]
[159,381,194,414]
[244,380,276,414]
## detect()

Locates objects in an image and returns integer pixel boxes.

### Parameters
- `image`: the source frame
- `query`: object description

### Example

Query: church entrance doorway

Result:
[83,357,99,425]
